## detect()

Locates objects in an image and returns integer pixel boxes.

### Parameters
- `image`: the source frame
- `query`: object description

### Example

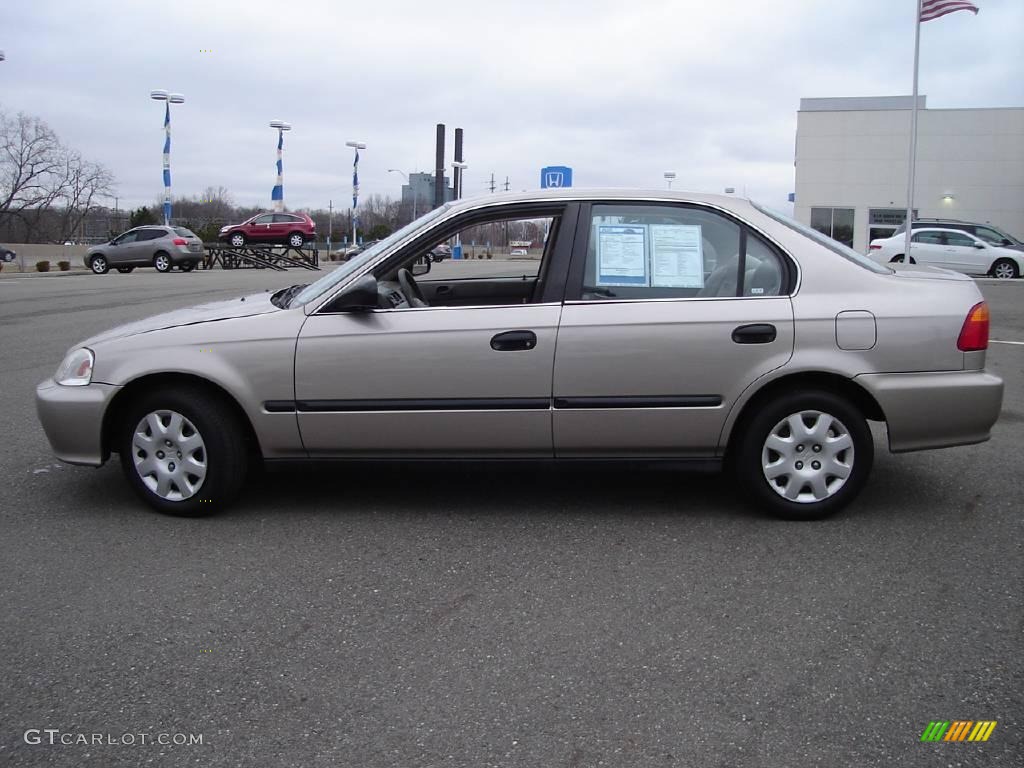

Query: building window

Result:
[810,207,855,248]
[868,208,917,246]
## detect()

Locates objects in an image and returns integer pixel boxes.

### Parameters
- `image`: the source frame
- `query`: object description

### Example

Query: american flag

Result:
[920,0,979,22]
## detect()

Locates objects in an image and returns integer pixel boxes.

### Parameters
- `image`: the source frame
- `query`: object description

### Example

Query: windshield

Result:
[752,201,891,274]
[290,204,451,306]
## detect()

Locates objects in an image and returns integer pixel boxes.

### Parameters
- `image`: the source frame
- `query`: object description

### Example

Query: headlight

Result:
[219,226,229,233]
[55,348,94,386]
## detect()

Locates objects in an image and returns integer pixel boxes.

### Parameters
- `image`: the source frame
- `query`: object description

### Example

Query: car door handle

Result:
[436,285,453,295]
[732,323,777,344]
[491,330,537,351]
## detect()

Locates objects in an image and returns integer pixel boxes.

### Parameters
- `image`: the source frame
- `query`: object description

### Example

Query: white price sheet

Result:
[650,224,705,288]
[596,225,647,286]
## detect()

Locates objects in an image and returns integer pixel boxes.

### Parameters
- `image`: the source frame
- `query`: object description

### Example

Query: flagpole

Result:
[903,0,923,263]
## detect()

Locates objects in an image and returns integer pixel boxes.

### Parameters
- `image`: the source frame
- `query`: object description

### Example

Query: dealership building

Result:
[793,96,1024,253]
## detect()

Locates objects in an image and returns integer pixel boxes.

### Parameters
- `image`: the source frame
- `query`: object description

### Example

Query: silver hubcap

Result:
[231,236,243,246]
[993,263,1014,279]
[92,258,105,272]
[762,410,854,504]
[155,256,169,270]
[290,235,302,246]
[132,410,207,501]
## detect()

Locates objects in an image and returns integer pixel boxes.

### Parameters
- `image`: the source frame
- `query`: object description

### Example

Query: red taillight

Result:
[957,302,989,351]
[172,237,187,246]
[869,244,881,250]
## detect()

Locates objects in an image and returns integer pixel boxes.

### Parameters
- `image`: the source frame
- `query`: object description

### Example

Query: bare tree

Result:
[0,106,116,242]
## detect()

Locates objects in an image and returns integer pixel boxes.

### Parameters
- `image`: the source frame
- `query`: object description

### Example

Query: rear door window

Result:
[575,203,787,300]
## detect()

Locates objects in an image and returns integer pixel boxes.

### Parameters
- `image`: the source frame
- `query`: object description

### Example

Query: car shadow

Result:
[238,460,760,521]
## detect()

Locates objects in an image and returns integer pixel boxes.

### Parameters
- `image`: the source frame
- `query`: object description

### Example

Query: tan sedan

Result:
[36,190,1003,519]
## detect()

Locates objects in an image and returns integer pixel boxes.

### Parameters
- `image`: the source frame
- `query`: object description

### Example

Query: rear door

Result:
[552,202,795,458]
[272,214,298,242]
[134,228,167,263]
[909,230,948,267]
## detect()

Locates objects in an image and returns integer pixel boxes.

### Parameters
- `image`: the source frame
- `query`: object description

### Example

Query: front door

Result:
[553,202,795,458]
[942,230,987,274]
[292,203,575,457]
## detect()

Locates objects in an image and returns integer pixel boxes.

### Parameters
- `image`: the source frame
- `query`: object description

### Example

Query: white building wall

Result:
[794,98,1024,253]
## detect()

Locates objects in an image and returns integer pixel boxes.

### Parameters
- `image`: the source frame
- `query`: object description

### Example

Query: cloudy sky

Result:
[2,0,1021,213]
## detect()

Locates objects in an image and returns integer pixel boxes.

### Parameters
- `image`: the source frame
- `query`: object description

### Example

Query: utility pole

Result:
[489,173,496,193]
[503,176,510,192]
[327,199,333,256]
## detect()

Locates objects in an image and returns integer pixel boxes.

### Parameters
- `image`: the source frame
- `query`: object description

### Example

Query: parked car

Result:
[219,212,316,248]
[36,189,1003,520]
[84,226,204,274]
[0,244,15,262]
[894,218,1023,252]
[509,248,529,258]
[868,228,1022,279]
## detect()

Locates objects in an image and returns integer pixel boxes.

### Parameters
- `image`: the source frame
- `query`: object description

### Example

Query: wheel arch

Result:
[102,372,262,462]
[722,371,886,461]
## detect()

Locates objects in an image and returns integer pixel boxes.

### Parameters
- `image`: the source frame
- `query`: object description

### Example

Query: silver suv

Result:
[84,226,204,274]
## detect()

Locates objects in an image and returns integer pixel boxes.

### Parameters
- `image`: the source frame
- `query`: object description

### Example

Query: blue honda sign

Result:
[541,166,573,189]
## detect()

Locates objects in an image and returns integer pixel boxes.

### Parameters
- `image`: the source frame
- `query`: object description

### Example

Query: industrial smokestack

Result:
[453,127,464,200]
[434,123,445,209]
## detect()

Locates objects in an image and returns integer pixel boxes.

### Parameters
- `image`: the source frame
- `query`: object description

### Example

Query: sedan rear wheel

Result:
[153,252,171,273]
[288,232,305,248]
[89,255,109,274]
[890,254,916,265]
[990,258,1019,280]
[119,387,248,516]
[735,389,873,520]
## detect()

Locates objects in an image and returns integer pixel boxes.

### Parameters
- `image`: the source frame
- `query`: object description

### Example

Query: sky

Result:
[2,0,1021,214]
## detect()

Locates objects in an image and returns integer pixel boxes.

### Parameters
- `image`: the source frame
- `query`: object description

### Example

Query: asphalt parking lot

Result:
[0,269,1021,767]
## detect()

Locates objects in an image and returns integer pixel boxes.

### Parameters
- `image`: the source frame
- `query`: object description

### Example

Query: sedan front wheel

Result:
[734,389,873,520]
[119,388,248,516]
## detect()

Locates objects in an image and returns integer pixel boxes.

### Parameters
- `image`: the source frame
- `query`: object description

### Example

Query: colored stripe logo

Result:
[921,721,997,742]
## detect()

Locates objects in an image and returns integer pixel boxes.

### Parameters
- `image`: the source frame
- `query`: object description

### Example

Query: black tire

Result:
[179,261,195,272]
[890,254,917,265]
[116,266,135,274]
[153,252,172,273]
[229,233,246,248]
[990,258,1019,280]
[118,386,248,517]
[88,255,110,274]
[287,232,305,248]
[733,389,874,520]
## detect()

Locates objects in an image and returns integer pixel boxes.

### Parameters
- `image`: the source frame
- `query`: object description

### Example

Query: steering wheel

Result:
[398,268,429,308]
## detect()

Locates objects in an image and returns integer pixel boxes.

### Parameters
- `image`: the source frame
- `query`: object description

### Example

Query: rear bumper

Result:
[856,370,1004,452]
[35,378,119,466]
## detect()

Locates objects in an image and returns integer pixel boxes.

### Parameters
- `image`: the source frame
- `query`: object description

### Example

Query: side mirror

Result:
[973,242,986,249]
[1002,239,1013,247]
[411,255,432,276]
[329,274,379,311]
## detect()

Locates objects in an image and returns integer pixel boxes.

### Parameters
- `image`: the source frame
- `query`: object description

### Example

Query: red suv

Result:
[219,212,316,248]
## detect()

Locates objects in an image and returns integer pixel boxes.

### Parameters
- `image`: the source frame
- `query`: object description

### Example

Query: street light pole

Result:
[269,120,292,212]
[346,141,366,246]
[387,169,414,222]
[150,90,183,225]
[150,90,184,225]
[452,161,468,259]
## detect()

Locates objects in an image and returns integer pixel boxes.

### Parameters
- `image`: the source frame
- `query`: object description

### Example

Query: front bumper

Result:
[35,378,120,466]
[856,370,1004,453]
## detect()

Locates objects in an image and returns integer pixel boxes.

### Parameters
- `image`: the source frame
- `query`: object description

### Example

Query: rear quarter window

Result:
[173,227,197,238]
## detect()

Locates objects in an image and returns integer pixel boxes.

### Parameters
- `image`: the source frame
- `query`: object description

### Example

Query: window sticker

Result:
[597,225,647,286]
[650,224,705,288]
